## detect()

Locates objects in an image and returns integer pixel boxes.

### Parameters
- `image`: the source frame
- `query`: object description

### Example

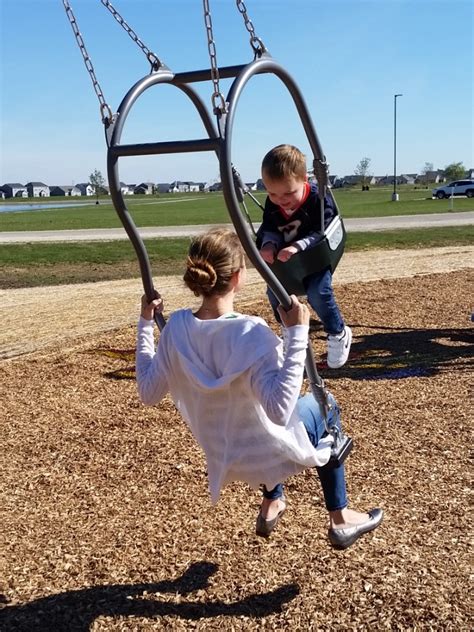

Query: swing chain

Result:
[100,0,163,72]
[235,0,267,57]
[62,0,114,125]
[202,0,228,115]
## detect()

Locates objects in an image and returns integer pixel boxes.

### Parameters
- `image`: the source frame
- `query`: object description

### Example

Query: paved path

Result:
[0,212,473,243]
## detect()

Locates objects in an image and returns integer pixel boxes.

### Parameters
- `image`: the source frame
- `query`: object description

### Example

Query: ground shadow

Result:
[0,561,299,631]
[316,325,473,380]
[94,326,473,382]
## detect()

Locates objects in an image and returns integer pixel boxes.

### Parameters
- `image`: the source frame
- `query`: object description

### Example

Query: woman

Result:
[136,228,382,549]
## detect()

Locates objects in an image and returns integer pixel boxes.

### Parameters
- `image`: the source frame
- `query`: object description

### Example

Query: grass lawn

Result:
[1,226,472,289]
[0,187,472,232]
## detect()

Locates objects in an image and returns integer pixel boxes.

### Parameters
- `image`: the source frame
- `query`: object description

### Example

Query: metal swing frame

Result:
[63,0,352,467]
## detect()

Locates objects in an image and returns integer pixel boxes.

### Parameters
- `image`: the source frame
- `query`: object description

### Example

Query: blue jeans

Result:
[262,394,348,511]
[267,267,344,336]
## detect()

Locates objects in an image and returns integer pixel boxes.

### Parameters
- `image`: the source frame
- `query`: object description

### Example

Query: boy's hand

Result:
[277,295,310,328]
[260,243,277,264]
[141,292,163,320]
[277,245,299,262]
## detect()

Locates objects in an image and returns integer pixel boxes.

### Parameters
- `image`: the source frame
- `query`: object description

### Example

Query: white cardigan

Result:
[136,309,331,503]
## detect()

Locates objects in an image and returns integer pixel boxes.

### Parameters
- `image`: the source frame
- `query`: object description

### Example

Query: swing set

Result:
[63,0,352,467]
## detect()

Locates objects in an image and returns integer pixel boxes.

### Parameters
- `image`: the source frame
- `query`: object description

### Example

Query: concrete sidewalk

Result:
[0,211,472,243]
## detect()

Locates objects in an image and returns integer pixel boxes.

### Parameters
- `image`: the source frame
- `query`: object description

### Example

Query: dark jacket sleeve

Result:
[256,196,281,249]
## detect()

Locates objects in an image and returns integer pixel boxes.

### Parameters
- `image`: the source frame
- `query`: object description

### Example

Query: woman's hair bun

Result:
[183,228,245,297]
[184,257,217,296]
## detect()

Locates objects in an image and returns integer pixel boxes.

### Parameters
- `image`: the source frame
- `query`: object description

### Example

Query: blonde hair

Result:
[183,229,245,297]
[261,144,307,181]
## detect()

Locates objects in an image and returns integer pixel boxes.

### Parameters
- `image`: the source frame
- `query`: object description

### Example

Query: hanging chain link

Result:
[100,0,162,71]
[235,0,267,56]
[202,0,227,115]
[62,0,114,124]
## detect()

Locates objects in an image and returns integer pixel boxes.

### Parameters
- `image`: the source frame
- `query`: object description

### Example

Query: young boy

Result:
[256,144,352,369]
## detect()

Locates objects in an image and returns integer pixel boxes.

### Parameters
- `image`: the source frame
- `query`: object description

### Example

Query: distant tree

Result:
[421,162,434,175]
[89,169,107,203]
[354,157,372,187]
[443,162,465,182]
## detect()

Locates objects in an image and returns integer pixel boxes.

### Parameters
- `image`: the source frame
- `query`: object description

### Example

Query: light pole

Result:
[392,93,403,201]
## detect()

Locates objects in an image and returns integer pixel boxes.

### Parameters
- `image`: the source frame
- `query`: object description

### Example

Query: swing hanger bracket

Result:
[100,103,115,127]
[312,156,329,199]
[146,52,164,74]
[212,93,229,117]
[249,35,268,59]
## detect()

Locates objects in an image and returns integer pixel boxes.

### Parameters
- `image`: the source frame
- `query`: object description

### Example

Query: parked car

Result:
[432,180,474,199]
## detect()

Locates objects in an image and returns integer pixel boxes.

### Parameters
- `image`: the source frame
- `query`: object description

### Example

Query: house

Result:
[184,182,200,193]
[25,182,50,198]
[401,174,416,185]
[245,182,257,191]
[156,183,171,194]
[206,182,222,192]
[0,183,28,198]
[170,181,184,193]
[76,182,95,196]
[338,175,362,186]
[50,185,82,196]
[416,170,445,184]
[119,182,134,195]
[134,182,154,195]
[169,181,201,193]
[377,176,398,186]
[378,175,416,186]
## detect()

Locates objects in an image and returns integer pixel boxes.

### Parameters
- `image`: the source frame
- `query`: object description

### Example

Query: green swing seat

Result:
[268,215,347,296]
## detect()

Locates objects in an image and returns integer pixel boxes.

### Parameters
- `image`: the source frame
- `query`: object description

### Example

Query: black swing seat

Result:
[267,215,347,296]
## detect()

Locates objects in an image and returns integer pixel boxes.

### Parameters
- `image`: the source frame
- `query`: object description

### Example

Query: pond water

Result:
[0,201,100,214]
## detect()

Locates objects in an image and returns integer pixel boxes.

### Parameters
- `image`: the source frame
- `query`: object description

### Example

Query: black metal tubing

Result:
[109,138,219,158]
[219,55,331,406]
[106,68,220,330]
[172,64,249,84]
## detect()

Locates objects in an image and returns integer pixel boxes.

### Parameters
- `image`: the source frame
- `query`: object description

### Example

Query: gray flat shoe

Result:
[255,501,287,538]
[328,508,383,550]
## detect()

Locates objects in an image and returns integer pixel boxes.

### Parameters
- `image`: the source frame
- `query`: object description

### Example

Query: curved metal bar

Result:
[221,55,337,308]
[219,55,332,413]
[106,69,220,330]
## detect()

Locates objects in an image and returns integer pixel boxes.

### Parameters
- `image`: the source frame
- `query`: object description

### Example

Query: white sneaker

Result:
[327,326,352,369]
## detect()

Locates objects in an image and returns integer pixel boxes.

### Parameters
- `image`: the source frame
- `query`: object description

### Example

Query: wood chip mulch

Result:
[0,270,472,631]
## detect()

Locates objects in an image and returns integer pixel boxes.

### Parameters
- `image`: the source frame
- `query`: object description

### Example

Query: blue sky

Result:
[1,0,472,186]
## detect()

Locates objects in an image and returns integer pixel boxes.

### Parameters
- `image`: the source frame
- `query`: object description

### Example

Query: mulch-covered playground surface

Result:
[1,269,472,631]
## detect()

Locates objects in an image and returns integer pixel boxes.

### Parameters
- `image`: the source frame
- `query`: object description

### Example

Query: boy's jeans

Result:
[262,394,348,512]
[267,266,344,336]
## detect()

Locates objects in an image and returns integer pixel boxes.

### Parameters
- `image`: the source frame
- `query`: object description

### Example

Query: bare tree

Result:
[355,157,372,188]
[421,162,434,175]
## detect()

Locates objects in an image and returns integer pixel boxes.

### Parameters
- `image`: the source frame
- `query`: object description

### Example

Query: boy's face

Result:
[262,173,306,212]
